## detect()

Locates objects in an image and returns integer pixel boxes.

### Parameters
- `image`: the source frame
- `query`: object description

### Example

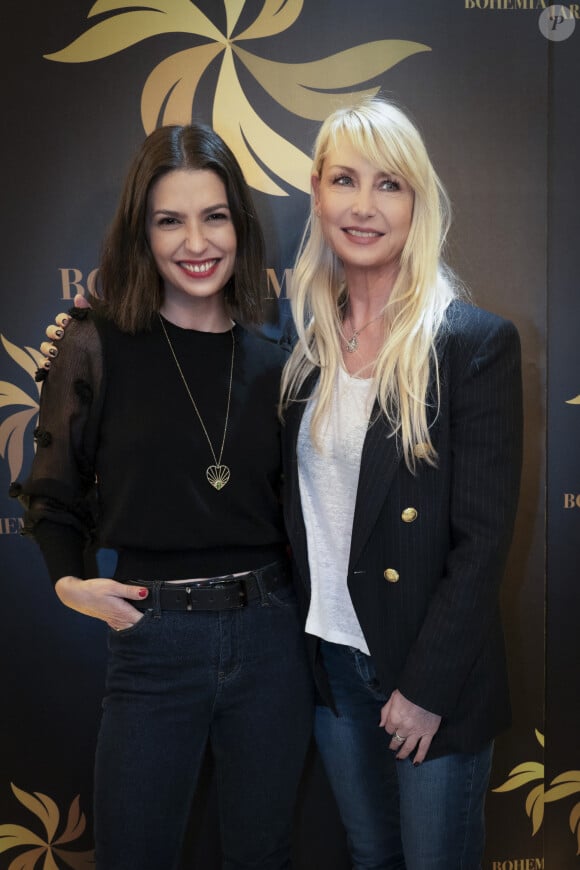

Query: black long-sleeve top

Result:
[18,311,288,583]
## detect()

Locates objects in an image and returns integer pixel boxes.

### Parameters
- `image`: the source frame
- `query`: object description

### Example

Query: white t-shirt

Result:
[297,366,375,654]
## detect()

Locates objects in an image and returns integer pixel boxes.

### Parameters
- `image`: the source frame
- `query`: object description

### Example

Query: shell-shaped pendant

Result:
[206,464,231,490]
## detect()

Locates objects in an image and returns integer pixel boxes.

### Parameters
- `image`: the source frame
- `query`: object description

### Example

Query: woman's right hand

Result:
[40,294,91,366]
[55,576,149,631]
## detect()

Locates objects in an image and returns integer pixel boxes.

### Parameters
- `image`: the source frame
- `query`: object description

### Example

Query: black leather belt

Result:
[128,560,289,612]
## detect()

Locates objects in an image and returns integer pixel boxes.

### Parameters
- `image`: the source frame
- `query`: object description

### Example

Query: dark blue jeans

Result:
[94,573,314,870]
[315,640,494,870]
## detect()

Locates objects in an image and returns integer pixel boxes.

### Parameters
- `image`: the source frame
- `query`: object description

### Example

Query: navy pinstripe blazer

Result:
[282,300,523,757]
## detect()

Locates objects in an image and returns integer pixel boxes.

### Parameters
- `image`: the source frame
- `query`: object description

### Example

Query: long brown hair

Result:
[97,124,266,332]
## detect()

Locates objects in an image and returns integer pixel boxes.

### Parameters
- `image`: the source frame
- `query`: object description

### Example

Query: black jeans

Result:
[94,570,314,869]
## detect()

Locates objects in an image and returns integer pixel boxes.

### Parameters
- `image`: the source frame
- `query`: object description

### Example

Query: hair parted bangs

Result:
[281,97,462,472]
[313,99,451,298]
[97,124,266,333]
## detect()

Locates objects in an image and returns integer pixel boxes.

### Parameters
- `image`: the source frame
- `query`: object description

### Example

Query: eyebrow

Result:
[327,164,399,178]
[150,203,231,217]
[327,164,355,174]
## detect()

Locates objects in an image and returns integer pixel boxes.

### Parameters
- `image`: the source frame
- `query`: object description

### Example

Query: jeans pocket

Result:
[353,649,386,697]
[110,609,153,638]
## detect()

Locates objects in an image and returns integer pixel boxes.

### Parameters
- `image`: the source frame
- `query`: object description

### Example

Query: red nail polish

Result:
[138,589,148,598]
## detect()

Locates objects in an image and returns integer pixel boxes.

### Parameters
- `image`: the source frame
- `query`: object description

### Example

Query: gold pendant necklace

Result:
[343,311,384,353]
[159,315,234,491]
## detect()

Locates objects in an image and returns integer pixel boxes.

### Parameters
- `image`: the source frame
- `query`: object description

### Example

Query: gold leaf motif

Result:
[0,407,38,481]
[52,848,96,869]
[493,770,543,793]
[566,395,580,404]
[53,795,86,846]
[0,336,44,479]
[234,40,430,121]
[0,382,39,411]
[544,780,580,803]
[10,785,60,844]
[502,761,544,777]
[569,802,580,854]
[88,0,211,22]
[494,730,580,854]
[214,49,311,194]
[0,785,94,868]
[0,824,45,852]
[225,0,246,38]
[45,1,222,64]
[141,44,225,133]
[1,336,43,391]
[236,0,304,41]
[525,783,545,835]
[549,771,580,785]
[44,1,433,196]
[42,850,61,870]
[88,0,222,40]
[8,845,46,870]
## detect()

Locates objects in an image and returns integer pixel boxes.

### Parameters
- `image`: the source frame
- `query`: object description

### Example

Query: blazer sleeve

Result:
[397,311,523,716]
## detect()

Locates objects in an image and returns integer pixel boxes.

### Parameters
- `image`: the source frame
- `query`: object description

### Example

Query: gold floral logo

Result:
[0,336,43,482]
[0,783,94,869]
[493,729,580,855]
[44,0,430,195]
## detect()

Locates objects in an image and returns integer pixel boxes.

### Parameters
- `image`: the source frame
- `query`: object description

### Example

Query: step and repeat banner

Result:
[1,2,578,867]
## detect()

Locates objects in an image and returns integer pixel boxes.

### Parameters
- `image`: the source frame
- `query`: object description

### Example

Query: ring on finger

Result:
[393,731,406,743]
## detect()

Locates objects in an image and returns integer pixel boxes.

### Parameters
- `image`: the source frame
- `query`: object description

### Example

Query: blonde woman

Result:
[281,98,522,868]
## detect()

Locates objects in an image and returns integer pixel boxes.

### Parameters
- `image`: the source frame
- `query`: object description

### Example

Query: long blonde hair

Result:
[280,98,461,471]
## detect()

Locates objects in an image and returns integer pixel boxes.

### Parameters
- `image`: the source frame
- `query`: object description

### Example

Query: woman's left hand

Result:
[380,689,441,763]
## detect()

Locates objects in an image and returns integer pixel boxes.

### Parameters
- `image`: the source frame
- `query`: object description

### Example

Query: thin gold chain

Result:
[158,314,235,474]
[342,310,385,353]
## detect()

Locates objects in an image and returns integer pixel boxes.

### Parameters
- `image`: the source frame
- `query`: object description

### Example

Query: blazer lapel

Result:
[348,341,444,573]
[348,404,401,572]
[284,374,402,582]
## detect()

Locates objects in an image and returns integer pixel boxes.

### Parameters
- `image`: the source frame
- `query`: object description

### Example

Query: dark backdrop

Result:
[1,2,577,867]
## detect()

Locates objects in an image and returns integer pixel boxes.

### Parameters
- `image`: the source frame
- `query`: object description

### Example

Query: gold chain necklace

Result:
[342,311,384,353]
[158,315,234,491]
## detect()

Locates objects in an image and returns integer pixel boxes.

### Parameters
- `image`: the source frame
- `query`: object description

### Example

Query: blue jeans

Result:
[314,640,493,870]
[93,572,314,870]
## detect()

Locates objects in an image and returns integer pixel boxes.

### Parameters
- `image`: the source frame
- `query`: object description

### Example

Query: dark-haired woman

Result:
[15,124,313,870]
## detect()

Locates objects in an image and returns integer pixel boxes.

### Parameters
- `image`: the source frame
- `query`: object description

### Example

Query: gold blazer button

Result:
[384,568,400,583]
[401,507,418,523]
[413,442,429,458]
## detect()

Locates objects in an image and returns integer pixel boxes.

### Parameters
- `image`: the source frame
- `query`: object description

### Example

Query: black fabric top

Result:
[19,311,288,583]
